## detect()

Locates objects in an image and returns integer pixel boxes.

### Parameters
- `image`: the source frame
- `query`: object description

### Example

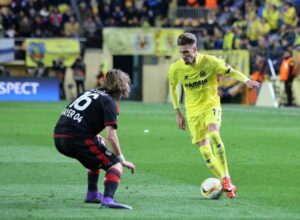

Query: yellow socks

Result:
[199,144,223,179]
[208,131,229,177]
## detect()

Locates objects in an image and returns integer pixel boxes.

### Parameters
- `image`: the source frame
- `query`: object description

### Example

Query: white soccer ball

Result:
[200,178,223,200]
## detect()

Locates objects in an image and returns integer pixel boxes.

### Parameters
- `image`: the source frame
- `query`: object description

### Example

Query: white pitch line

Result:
[223,107,300,116]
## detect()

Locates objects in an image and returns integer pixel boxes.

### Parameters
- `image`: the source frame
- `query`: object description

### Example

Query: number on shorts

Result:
[213,108,220,116]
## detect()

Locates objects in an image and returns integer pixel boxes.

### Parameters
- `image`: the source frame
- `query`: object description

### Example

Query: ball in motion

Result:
[200,178,223,199]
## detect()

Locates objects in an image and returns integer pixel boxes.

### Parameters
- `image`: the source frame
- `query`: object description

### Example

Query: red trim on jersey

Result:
[84,139,110,165]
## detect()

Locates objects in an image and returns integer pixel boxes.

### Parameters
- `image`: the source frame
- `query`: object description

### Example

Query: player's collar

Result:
[192,53,201,66]
[196,53,200,64]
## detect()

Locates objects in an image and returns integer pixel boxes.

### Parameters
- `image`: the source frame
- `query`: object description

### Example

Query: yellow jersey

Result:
[169,53,248,116]
[283,7,298,27]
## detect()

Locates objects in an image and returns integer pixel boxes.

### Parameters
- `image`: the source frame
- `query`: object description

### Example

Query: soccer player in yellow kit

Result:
[169,33,261,198]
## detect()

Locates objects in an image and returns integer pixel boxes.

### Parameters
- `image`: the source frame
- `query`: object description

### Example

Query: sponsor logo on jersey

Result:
[224,63,232,75]
[184,78,207,88]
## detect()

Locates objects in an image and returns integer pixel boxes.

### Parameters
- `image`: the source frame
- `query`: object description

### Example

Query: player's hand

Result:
[176,114,186,130]
[246,80,261,89]
[122,161,136,174]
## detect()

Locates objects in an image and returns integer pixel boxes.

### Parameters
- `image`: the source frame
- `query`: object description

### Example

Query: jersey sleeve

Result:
[168,63,180,109]
[103,99,118,129]
[212,56,249,83]
[229,69,249,82]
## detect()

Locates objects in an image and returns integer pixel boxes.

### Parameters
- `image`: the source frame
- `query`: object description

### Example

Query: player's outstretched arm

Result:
[105,126,136,174]
[245,80,261,88]
[229,69,261,88]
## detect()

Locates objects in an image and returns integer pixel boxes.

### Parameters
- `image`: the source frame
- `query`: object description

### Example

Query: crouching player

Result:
[54,69,135,209]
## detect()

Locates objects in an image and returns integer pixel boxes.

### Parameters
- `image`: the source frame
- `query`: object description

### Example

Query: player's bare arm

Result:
[245,80,261,88]
[175,108,186,130]
[105,126,136,174]
[229,69,261,89]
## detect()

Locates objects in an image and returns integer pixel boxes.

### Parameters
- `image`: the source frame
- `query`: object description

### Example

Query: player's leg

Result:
[207,125,229,178]
[285,81,293,106]
[207,126,236,198]
[204,108,228,177]
[81,137,132,209]
[197,138,223,180]
[187,114,224,180]
[206,107,236,198]
[84,169,102,203]
[81,137,106,203]
[53,136,103,203]
[103,163,122,199]
[81,81,85,93]
[101,163,132,209]
[75,80,80,96]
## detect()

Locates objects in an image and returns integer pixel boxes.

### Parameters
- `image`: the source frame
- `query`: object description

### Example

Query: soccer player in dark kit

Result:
[54,69,135,209]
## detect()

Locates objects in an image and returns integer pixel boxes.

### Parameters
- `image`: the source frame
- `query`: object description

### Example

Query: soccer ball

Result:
[200,178,223,199]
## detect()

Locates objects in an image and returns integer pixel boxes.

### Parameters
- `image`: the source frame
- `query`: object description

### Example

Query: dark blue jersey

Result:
[54,89,118,136]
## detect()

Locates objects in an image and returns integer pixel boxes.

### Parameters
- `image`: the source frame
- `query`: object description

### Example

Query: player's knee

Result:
[110,162,123,174]
[208,131,221,144]
[199,146,211,160]
[196,138,210,147]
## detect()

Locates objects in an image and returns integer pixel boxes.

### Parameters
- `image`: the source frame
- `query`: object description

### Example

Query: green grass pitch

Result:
[0,101,299,219]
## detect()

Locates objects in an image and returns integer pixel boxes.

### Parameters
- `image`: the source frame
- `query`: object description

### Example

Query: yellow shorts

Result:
[187,106,222,144]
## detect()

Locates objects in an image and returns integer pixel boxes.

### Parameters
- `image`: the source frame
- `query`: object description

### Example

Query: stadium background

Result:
[0,0,300,105]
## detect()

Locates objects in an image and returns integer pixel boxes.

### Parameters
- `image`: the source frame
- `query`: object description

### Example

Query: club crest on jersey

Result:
[225,63,231,68]
[200,71,206,78]
[224,63,232,76]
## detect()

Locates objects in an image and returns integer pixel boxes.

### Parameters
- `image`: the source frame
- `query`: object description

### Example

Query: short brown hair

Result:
[101,69,131,100]
[177,33,197,46]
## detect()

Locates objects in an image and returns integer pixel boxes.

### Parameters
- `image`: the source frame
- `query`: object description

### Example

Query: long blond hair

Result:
[101,69,131,100]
